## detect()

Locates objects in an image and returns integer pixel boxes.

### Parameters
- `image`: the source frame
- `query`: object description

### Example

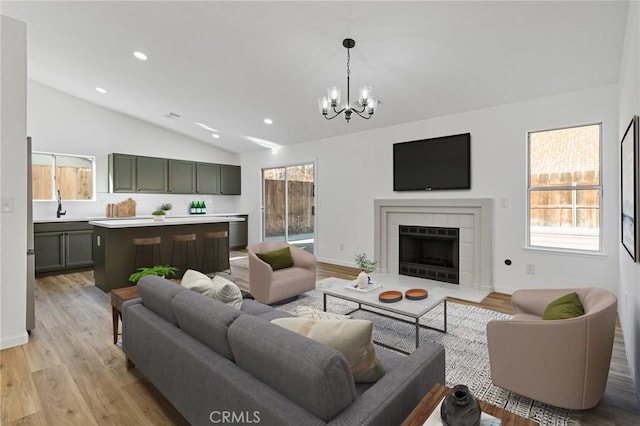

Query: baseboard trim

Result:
[1,331,28,350]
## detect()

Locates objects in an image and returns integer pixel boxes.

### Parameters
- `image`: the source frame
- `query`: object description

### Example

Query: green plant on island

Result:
[128,265,178,283]
[151,210,166,216]
[160,203,173,211]
[354,252,377,273]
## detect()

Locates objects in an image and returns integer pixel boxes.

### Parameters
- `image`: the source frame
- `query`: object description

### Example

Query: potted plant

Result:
[128,265,178,284]
[160,203,173,215]
[151,210,166,221]
[354,253,377,288]
[354,252,377,273]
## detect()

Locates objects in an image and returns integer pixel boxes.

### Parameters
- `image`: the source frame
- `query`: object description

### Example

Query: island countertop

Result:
[89,216,245,228]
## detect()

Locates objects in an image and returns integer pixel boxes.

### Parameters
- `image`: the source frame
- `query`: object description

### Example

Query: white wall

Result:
[28,81,242,219]
[617,0,640,399]
[239,85,620,296]
[0,15,28,349]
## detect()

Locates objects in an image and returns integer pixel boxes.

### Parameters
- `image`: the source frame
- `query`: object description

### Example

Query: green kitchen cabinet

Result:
[136,156,168,193]
[196,162,220,194]
[34,222,94,273]
[228,215,248,249]
[34,231,65,272]
[168,159,196,193]
[220,164,241,195]
[109,153,136,193]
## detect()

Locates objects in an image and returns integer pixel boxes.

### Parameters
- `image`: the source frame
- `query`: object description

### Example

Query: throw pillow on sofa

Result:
[255,246,294,270]
[296,306,352,320]
[271,317,385,383]
[181,269,243,309]
[543,291,585,320]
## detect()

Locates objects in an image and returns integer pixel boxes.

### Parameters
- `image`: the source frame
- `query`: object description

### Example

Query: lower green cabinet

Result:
[229,215,248,249]
[34,222,94,273]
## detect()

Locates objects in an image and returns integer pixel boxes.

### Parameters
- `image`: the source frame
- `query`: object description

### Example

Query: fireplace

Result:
[399,225,459,284]
[375,198,494,291]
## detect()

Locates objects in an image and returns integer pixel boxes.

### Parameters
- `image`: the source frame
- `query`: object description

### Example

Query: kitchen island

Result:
[90,216,244,292]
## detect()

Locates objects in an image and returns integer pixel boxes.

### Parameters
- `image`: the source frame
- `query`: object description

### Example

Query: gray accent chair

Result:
[487,287,617,410]
[123,275,446,425]
[247,241,316,304]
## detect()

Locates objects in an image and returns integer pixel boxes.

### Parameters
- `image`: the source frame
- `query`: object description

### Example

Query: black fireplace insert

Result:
[398,225,459,284]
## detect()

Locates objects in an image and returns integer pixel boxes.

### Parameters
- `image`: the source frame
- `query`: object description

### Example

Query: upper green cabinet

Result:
[220,165,241,195]
[109,153,240,195]
[196,162,220,194]
[168,159,196,193]
[136,156,168,193]
[109,154,136,192]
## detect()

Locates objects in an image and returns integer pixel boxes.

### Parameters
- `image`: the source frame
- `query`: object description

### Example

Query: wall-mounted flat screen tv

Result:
[393,133,471,191]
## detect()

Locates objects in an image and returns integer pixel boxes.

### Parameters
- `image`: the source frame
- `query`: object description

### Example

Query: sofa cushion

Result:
[272,318,385,383]
[543,292,585,320]
[172,289,242,361]
[240,299,274,316]
[228,314,356,422]
[255,246,294,270]
[181,269,243,309]
[137,275,186,326]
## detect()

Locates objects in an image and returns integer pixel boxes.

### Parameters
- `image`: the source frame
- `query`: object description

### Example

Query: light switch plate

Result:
[1,197,14,213]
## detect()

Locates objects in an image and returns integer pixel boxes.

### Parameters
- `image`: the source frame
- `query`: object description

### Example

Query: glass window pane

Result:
[263,167,286,241]
[529,189,600,251]
[32,153,54,200]
[56,155,94,200]
[287,164,314,250]
[529,125,600,187]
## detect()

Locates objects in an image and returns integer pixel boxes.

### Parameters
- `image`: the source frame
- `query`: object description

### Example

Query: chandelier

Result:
[318,38,378,122]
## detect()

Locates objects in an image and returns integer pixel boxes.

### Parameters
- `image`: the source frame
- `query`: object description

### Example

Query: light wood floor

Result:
[1,252,638,425]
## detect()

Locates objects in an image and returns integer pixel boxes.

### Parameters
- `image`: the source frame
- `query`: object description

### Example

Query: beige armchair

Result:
[486,287,617,410]
[247,241,316,304]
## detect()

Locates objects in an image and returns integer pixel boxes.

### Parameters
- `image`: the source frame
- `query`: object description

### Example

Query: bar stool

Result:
[133,236,162,271]
[171,233,197,275]
[201,230,228,274]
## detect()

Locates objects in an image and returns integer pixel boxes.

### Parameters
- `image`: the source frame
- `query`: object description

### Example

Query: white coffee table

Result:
[323,281,447,354]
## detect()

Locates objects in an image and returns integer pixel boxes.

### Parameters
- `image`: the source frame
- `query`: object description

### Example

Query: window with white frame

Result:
[528,124,601,252]
[32,152,95,201]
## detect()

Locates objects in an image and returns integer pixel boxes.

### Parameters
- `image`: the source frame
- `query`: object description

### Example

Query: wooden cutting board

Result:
[117,198,136,217]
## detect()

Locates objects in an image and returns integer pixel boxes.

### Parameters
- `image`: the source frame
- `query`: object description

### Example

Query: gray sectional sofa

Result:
[122,275,446,425]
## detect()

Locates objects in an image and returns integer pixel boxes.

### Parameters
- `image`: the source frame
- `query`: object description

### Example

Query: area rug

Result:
[275,277,582,426]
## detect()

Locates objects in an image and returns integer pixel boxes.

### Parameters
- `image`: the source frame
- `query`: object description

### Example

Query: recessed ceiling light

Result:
[96,87,107,94]
[211,134,220,139]
[194,122,218,132]
[133,51,148,61]
[264,118,273,125]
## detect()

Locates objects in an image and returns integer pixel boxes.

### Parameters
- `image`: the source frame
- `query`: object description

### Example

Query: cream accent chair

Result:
[486,287,617,410]
[247,241,317,304]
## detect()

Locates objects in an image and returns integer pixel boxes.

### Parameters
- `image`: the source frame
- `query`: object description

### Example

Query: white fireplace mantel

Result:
[374,198,494,292]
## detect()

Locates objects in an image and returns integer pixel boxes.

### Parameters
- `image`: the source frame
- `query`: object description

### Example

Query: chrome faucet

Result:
[56,190,66,218]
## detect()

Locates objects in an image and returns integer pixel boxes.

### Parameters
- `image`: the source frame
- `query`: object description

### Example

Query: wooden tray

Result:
[405,288,428,300]
[379,290,403,303]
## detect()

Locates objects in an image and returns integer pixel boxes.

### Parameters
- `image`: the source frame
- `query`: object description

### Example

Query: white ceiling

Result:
[1,1,629,153]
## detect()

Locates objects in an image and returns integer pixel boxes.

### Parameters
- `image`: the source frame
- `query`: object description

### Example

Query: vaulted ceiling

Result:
[2,1,629,153]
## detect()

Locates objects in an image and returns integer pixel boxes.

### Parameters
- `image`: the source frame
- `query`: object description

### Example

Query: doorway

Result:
[262,163,315,253]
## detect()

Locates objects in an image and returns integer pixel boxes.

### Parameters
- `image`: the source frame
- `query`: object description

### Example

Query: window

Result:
[528,124,601,252]
[32,152,95,201]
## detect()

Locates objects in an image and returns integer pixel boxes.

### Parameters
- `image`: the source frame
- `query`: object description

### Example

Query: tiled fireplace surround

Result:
[374,198,494,293]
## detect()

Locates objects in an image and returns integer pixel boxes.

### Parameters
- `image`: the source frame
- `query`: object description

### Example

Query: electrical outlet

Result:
[339,243,344,251]
[526,264,535,274]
